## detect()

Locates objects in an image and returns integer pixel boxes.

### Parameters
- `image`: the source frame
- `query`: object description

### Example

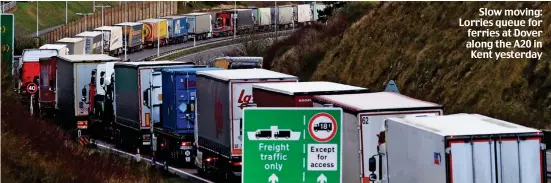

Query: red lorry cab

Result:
[20,49,59,94]
[39,57,57,105]
[214,11,234,36]
[252,81,369,107]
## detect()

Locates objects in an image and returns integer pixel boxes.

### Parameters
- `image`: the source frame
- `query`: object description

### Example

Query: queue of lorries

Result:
[13,3,326,106]
[14,50,546,183]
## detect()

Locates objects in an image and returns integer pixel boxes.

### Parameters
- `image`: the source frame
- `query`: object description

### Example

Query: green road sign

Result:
[243,108,342,183]
[1,14,14,76]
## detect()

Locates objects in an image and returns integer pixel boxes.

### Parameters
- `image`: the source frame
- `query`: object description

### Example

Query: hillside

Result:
[14,1,121,33]
[269,2,551,128]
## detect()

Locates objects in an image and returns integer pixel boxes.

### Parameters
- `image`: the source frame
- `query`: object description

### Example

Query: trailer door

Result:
[496,137,542,183]
[449,139,497,183]
[151,71,163,124]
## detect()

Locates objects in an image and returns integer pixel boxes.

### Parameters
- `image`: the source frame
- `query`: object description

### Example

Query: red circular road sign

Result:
[308,112,338,142]
[26,83,37,94]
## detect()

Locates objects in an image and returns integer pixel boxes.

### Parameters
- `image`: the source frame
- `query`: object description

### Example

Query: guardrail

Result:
[147,30,295,61]
[1,1,16,13]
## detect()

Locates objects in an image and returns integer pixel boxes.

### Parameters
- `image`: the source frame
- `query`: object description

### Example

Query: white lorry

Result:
[312,92,443,183]
[94,26,123,56]
[368,113,546,183]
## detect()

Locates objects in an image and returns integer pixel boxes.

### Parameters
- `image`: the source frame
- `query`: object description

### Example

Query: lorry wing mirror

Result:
[81,88,87,101]
[100,71,105,77]
[100,78,105,85]
[368,156,376,172]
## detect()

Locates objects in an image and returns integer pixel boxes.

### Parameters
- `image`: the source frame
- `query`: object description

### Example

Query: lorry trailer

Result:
[150,66,221,167]
[272,5,293,28]
[54,54,120,132]
[93,26,124,56]
[113,61,196,153]
[38,56,57,119]
[137,19,169,48]
[75,31,104,54]
[370,113,546,183]
[39,44,69,56]
[295,4,313,25]
[56,37,85,55]
[254,7,272,30]
[114,22,144,53]
[214,56,263,69]
[183,13,211,40]
[312,92,443,183]
[161,15,189,44]
[195,69,298,181]
[253,81,369,107]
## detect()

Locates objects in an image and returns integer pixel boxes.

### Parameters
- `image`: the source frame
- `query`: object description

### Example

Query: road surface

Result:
[120,30,293,62]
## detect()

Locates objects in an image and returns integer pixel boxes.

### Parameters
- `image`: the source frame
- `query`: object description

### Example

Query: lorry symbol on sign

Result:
[255,130,271,139]
[309,112,338,142]
[274,130,291,139]
[247,126,300,141]
[314,122,332,132]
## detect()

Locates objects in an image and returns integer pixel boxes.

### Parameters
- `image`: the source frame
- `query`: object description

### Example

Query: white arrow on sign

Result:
[317,174,327,183]
[268,173,278,183]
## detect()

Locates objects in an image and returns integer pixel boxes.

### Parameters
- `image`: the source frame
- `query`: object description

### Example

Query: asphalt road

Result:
[172,35,288,63]
[119,30,293,62]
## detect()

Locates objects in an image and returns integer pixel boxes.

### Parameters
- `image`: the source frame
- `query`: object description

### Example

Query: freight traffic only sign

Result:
[1,14,14,76]
[242,108,342,183]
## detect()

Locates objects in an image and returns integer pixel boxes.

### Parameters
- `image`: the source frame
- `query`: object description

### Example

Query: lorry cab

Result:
[214,56,263,69]
[19,49,59,96]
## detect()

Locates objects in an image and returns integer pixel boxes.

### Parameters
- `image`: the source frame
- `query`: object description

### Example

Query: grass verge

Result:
[14,1,121,33]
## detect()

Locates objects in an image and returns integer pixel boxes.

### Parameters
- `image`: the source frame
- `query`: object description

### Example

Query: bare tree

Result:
[190,51,214,66]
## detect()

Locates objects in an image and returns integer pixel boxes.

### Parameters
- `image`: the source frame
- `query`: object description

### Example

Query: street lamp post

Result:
[66,1,68,24]
[157,1,160,57]
[95,5,111,54]
[124,2,127,61]
[233,1,236,39]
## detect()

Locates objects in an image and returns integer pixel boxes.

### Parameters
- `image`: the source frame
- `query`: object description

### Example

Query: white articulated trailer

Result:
[368,113,546,183]
[312,92,443,183]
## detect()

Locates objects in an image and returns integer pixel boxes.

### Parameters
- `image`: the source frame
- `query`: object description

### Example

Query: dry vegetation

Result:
[1,64,176,182]
[268,2,551,128]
